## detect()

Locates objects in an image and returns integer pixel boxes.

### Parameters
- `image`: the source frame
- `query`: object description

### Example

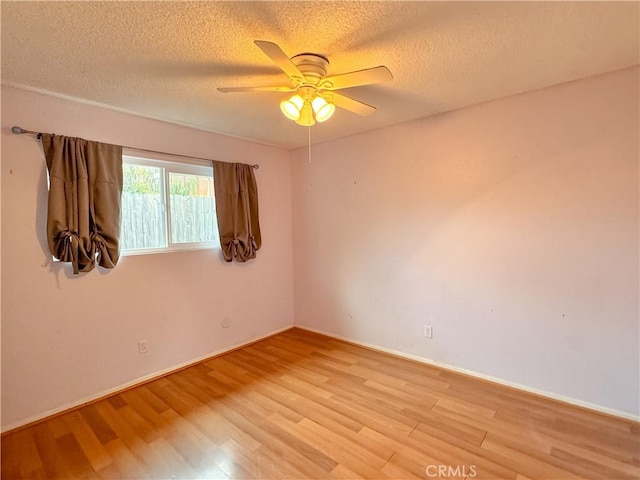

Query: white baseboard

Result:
[296,325,640,423]
[1,325,294,434]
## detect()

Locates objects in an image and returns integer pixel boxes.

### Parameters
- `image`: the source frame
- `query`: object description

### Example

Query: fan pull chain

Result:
[308,125,312,164]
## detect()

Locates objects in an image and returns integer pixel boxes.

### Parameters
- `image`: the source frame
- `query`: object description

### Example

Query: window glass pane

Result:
[169,173,217,244]
[121,164,167,249]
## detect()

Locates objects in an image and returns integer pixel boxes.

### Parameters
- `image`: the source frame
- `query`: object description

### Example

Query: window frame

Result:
[121,151,219,256]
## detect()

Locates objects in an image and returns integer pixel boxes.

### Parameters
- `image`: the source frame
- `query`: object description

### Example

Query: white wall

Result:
[292,67,640,416]
[1,86,295,430]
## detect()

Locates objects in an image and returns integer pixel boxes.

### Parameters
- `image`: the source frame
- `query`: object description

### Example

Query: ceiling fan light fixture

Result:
[280,94,304,120]
[312,96,335,123]
[220,41,392,126]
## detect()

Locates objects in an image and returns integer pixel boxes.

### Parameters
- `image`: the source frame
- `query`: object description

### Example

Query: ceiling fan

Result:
[217,41,393,126]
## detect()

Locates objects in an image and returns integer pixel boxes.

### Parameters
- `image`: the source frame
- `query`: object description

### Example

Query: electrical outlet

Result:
[424,325,433,339]
[138,339,149,354]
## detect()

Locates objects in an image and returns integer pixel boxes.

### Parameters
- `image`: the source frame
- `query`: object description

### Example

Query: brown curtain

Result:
[213,161,261,262]
[41,134,123,274]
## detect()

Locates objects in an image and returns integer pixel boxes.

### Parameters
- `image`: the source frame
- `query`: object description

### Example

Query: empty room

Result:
[1,1,639,479]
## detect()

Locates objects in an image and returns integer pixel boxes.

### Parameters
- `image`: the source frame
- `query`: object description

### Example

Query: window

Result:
[121,153,218,254]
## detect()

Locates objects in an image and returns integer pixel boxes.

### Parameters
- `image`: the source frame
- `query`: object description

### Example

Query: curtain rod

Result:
[11,126,259,170]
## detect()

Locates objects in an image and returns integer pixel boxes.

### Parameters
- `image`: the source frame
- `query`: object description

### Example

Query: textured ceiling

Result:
[2,1,638,149]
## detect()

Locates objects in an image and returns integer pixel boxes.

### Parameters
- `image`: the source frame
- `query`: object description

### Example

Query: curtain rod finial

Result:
[11,126,24,134]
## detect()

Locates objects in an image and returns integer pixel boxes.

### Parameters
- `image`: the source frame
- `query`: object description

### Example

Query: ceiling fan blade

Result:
[325,92,377,116]
[320,66,393,90]
[217,85,295,93]
[254,40,304,81]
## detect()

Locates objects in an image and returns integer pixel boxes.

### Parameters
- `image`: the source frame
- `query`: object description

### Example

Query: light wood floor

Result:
[2,328,639,479]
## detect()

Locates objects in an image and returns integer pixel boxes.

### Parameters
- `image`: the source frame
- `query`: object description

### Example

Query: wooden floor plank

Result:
[2,328,638,479]
[55,432,94,479]
[270,413,391,478]
[330,463,368,479]
[12,429,44,479]
[31,422,70,479]
[102,439,150,479]
[63,411,113,471]
[78,404,118,446]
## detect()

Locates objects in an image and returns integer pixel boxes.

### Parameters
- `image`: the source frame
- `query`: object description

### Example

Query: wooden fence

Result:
[120,193,217,250]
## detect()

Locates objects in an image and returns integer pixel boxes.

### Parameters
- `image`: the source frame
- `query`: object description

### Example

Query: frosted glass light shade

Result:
[312,96,335,123]
[280,95,304,120]
[295,103,316,126]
